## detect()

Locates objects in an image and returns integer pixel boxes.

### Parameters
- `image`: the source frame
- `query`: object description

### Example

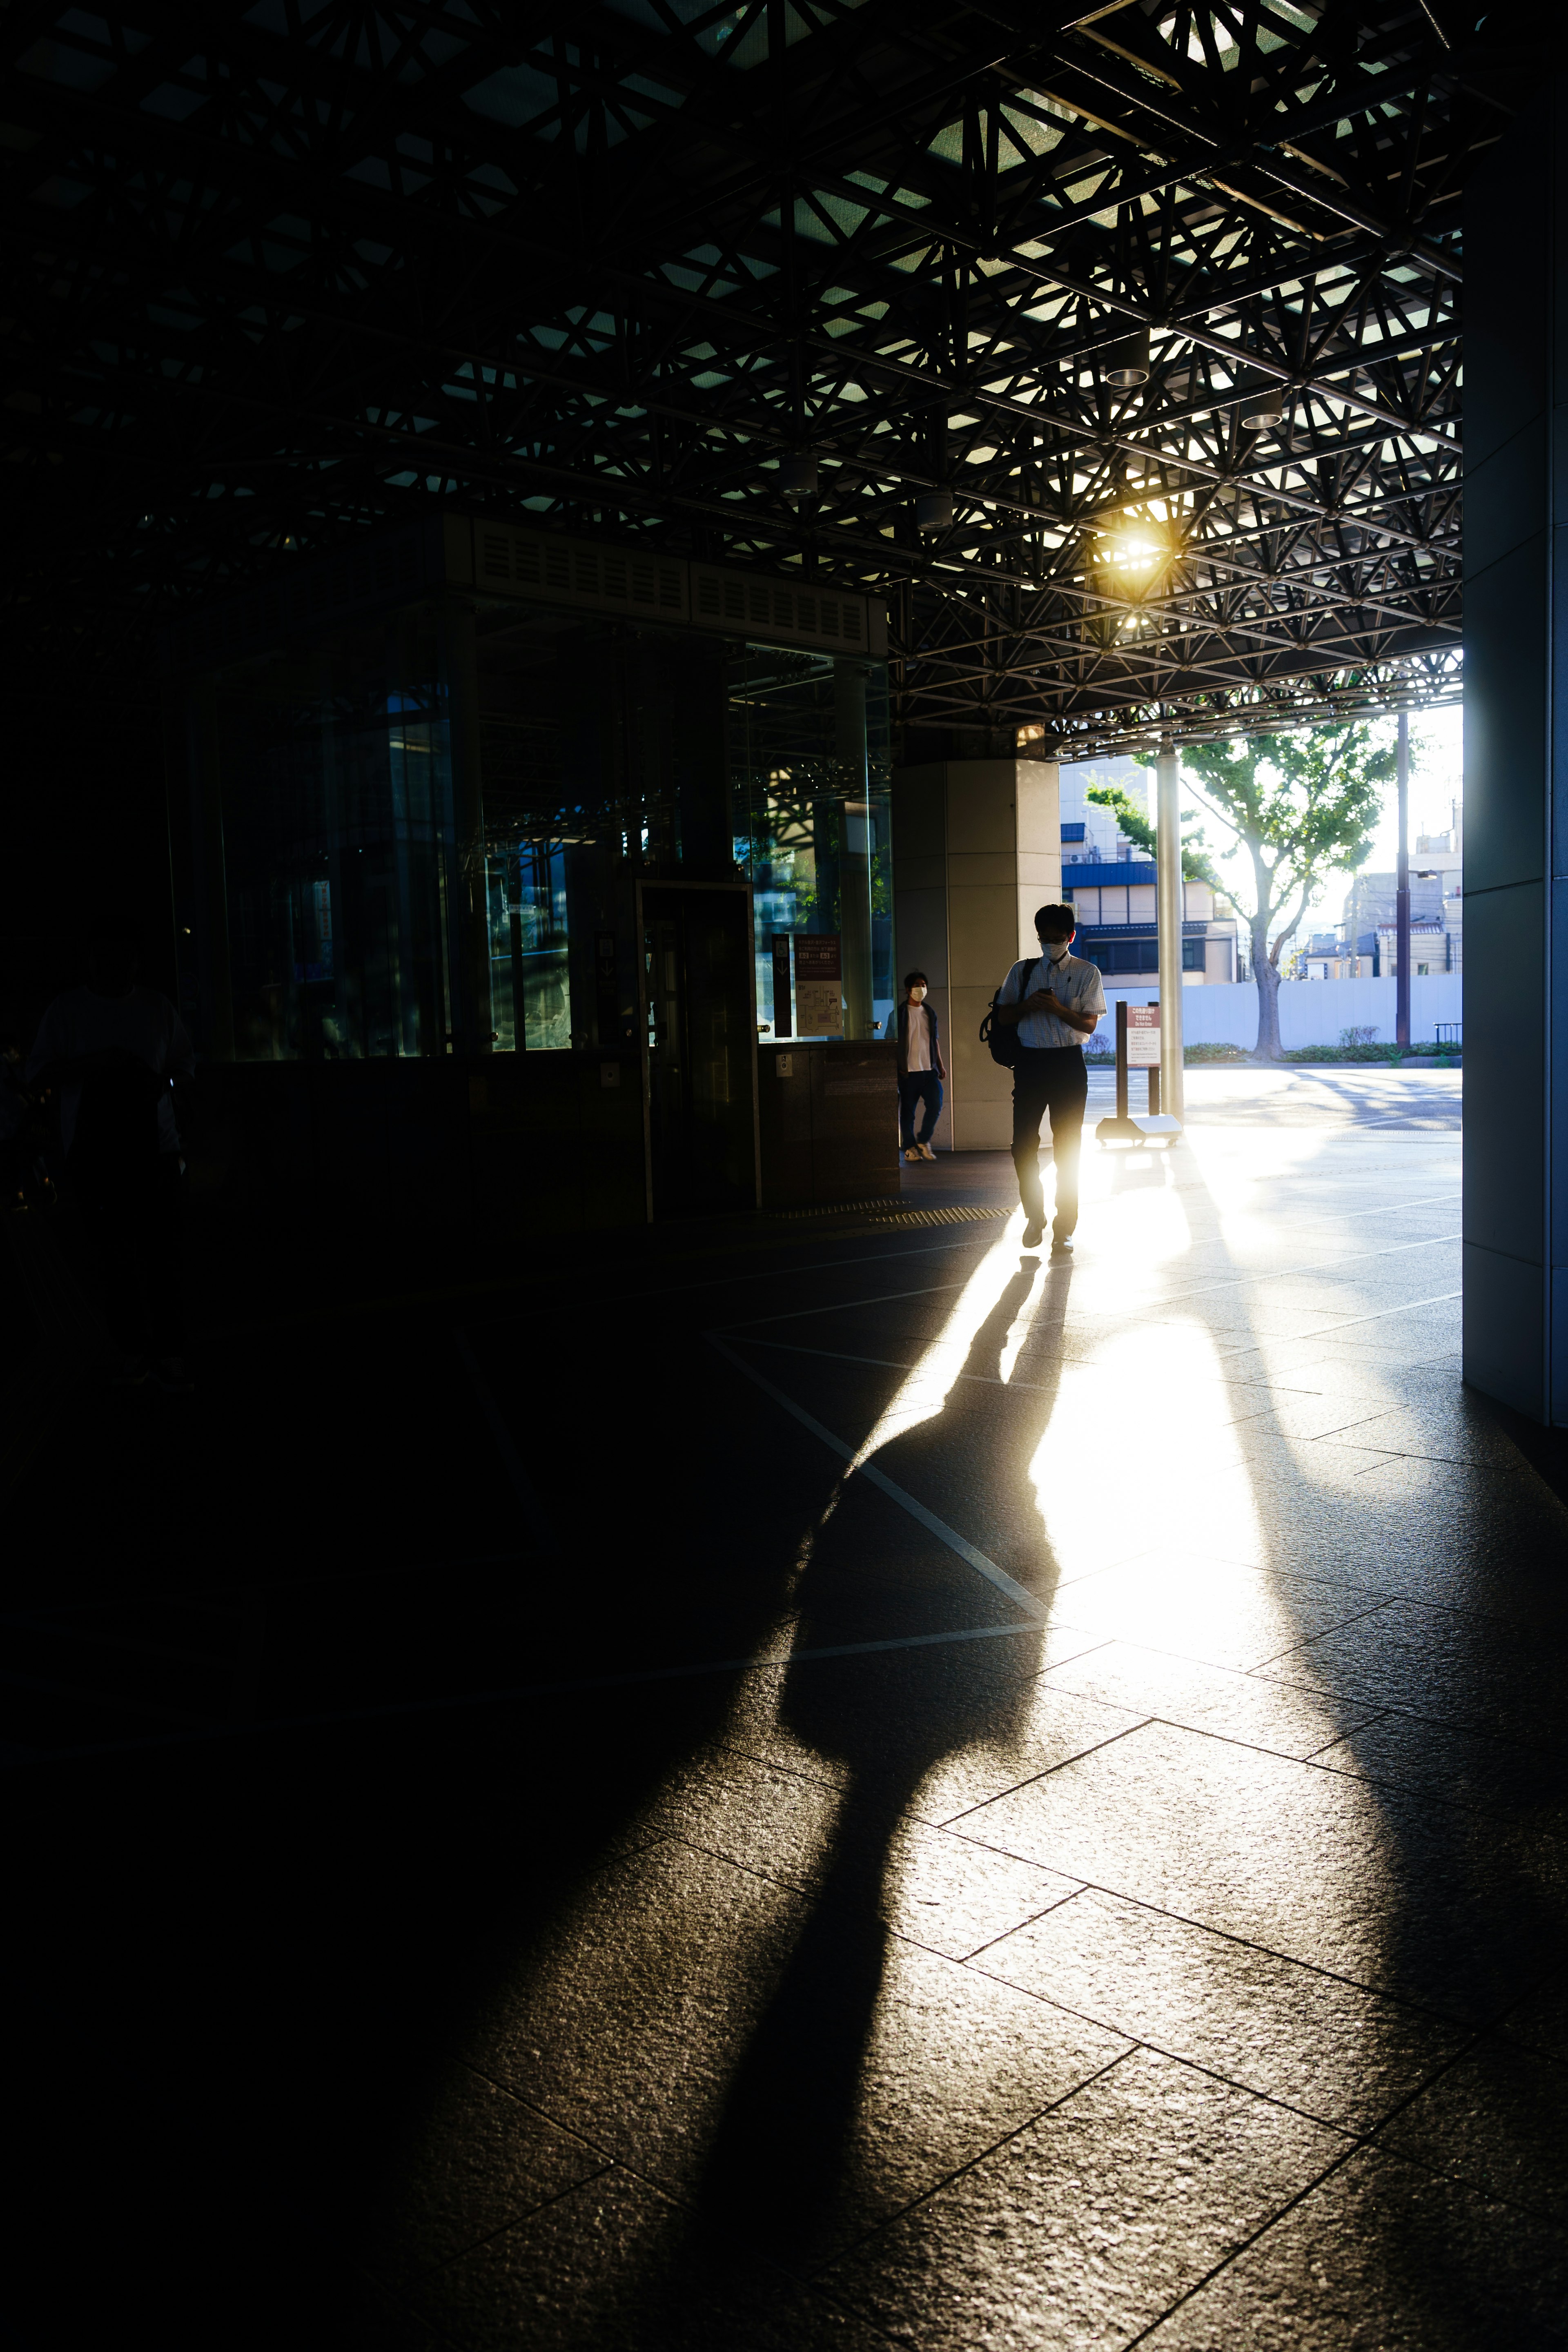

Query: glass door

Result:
[641,884,758,1217]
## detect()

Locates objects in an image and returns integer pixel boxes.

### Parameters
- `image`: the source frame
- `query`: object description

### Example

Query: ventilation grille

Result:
[477,523,686,618]
[468,521,880,657]
[162,513,887,675]
[689,565,865,651]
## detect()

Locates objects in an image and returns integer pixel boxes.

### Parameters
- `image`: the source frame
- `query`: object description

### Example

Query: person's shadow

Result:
[666,1253,1076,2274]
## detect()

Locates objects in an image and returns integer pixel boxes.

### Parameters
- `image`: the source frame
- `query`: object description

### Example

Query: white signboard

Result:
[1127,1003,1161,1066]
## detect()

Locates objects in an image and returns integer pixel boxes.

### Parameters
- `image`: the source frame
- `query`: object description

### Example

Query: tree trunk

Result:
[1251,936,1283,1060]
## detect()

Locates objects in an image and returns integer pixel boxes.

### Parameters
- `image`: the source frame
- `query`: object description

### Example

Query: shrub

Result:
[1339,1024,1379,1047]
[1184,1041,1248,1063]
[1282,1040,1461,1063]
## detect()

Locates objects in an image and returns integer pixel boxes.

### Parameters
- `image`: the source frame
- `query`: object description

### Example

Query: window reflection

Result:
[181,589,891,1061]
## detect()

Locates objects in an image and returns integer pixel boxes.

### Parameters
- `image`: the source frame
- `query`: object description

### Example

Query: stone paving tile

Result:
[1312,1301,1464,1356]
[1189,1453,1568,1616]
[1138,2146,1568,2351]
[817,2047,1341,2348]
[473,1837,1128,2265]
[1331,1397,1545,1471]
[1205,1276,1463,1341]
[468,1839,808,2188]
[1029,1636,1381,1760]
[1264,1358,1468,1407]
[1216,1388,1417,1443]
[1312,1709,1568,1823]
[1219,1427,1424,1483]
[713,1635,1134,1818]
[883,1824,1085,1958]
[973,1885,1466,2131]
[1262,1598,1568,1749]
[362,2065,609,2286]
[950,1718,1568,2021]
[1210,1341,1463,1396]
[408,2167,892,2352]
[1379,2036,1568,2222]
[648,1745,1086,1956]
[1039,1550,1391,1674]
[1499,1973,1568,2060]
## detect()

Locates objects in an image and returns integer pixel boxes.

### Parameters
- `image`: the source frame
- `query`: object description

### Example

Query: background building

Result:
[1334,802,1463,978]
[1058,757,1239,988]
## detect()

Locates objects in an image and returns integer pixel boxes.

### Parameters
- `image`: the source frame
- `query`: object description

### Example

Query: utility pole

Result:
[1155,733,1185,1122]
[1395,710,1410,1049]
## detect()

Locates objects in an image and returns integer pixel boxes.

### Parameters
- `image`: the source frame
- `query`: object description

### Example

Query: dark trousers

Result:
[1011,1045,1087,1237]
[78,1157,187,1359]
[898,1071,943,1150]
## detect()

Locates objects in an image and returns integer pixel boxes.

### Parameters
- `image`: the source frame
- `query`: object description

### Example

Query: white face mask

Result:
[909,984,927,1002]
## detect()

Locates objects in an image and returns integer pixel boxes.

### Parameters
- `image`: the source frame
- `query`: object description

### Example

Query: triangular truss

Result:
[2,1,1517,746]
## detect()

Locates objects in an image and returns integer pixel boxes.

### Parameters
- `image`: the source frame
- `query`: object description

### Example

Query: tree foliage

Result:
[1178,724,1395,1059]
[1085,783,1225,892]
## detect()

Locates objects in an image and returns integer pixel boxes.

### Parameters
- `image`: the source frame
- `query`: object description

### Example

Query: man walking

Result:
[993,905,1105,1254]
[887,970,945,1162]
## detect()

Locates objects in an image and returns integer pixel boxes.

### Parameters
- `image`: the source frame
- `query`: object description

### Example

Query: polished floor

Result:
[6,1068,1565,2350]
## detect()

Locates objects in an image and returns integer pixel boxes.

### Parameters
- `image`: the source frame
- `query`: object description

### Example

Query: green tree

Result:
[1178,725,1393,1061]
[1085,783,1225,891]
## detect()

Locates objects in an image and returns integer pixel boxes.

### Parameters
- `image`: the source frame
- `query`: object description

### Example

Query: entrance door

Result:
[641,884,758,1217]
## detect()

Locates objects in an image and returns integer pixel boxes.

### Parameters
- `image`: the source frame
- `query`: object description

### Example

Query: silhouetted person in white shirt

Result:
[993,904,1106,1255]
[28,915,196,1388]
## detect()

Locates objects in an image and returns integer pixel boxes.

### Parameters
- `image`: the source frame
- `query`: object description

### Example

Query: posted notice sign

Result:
[1127,1003,1161,1066]
[793,933,844,1037]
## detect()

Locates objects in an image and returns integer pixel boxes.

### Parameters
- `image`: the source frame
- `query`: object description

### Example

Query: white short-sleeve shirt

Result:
[998,947,1107,1051]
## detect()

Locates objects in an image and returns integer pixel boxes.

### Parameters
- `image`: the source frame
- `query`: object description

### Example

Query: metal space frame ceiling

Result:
[0,0,1510,749]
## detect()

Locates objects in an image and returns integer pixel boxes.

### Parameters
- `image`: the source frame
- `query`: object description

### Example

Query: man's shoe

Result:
[111,1356,149,1387]
[151,1356,194,1393]
[1021,1217,1044,1249]
[903,1146,921,1162]
[918,1143,937,1161]
[1051,1234,1075,1259]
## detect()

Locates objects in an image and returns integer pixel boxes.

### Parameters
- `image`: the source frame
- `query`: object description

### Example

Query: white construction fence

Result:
[1100,973,1463,1051]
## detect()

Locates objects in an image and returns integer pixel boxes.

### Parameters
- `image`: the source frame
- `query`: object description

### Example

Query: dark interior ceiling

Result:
[0,1,1540,753]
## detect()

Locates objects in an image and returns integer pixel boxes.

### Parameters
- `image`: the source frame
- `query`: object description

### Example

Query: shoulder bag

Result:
[980,956,1043,1070]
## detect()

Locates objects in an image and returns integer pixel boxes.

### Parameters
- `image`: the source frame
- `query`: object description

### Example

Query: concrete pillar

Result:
[891,759,1061,1149]
[836,661,875,1040]
[1463,82,1567,1423]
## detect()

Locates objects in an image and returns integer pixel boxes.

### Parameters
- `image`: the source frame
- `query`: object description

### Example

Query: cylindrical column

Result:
[1395,710,1411,1049]
[1155,734,1185,1121]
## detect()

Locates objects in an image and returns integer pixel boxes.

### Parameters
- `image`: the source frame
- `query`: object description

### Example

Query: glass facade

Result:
[179,584,891,1060]
[727,644,893,1042]
[186,608,456,1062]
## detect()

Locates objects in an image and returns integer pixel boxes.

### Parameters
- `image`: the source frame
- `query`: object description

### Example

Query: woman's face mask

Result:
[909,984,927,1002]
